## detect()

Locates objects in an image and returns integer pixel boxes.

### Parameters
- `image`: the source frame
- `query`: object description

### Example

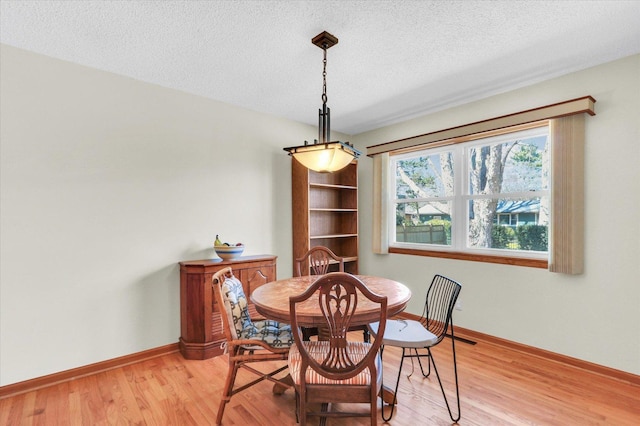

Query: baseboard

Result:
[398,312,640,386]
[0,343,180,399]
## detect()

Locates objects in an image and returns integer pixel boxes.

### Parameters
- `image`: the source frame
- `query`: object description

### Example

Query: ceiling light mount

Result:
[311,31,339,50]
[283,31,361,173]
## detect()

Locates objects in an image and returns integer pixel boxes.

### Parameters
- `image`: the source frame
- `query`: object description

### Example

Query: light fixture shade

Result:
[284,141,360,173]
[284,31,359,173]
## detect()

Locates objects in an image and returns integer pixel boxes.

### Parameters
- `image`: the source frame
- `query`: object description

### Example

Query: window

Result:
[368,96,594,272]
[391,125,549,259]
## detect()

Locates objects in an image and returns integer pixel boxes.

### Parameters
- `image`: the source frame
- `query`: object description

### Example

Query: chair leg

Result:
[408,341,461,422]
[414,347,431,377]
[371,375,378,426]
[380,346,407,421]
[216,358,240,425]
[299,387,307,426]
[427,339,461,422]
[319,403,328,426]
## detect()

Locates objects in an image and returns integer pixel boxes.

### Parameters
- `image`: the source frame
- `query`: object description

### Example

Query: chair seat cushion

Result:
[221,275,293,349]
[370,319,439,348]
[239,319,294,349]
[220,275,253,340]
[288,341,382,386]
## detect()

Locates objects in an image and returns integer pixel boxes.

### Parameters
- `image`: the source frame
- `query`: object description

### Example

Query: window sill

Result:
[388,247,548,269]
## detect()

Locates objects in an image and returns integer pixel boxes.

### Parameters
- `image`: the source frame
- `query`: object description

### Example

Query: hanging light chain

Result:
[322,44,328,106]
[282,31,362,172]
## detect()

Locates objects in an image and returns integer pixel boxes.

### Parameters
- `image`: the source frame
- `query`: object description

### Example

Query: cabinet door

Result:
[239,265,276,320]
[239,265,275,297]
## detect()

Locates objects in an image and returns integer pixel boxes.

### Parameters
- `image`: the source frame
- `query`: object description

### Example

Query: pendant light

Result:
[283,31,361,173]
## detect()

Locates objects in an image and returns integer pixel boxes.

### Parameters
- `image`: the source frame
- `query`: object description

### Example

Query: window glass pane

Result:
[395,151,454,199]
[468,197,549,251]
[387,125,550,258]
[395,201,451,246]
[468,134,548,195]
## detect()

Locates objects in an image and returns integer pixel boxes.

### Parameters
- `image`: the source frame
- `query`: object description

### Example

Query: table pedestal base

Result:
[381,385,397,405]
[273,373,294,394]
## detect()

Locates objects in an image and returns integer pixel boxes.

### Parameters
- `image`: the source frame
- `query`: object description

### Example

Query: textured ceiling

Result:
[2,0,639,135]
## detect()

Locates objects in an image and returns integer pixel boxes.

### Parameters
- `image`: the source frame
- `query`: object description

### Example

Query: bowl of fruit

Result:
[214,235,244,260]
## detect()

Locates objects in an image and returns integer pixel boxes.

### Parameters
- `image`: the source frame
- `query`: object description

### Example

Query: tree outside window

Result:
[391,126,549,256]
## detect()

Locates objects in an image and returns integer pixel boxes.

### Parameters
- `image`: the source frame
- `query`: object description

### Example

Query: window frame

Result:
[388,123,550,266]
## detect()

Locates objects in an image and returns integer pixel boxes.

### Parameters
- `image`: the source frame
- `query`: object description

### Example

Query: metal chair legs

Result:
[421,345,461,423]
[379,336,460,423]
[380,345,406,422]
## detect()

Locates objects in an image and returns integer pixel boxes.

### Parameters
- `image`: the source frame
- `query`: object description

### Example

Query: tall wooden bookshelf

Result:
[292,157,358,275]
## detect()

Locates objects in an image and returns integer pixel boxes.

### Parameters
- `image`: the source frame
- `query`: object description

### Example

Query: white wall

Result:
[0,45,353,386]
[2,45,638,387]
[353,54,640,375]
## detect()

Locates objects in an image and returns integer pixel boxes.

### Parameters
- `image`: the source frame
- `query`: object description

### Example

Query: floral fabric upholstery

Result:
[220,275,293,348]
[288,340,382,385]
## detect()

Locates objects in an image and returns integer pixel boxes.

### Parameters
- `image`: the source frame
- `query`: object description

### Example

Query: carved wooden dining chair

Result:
[294,246,370,342]
[288,272,387,425]
[211,267,294,425]
[295,246,344,277]
[370,274,462,422]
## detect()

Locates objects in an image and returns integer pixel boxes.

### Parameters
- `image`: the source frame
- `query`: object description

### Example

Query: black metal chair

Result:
[369,274,462,422]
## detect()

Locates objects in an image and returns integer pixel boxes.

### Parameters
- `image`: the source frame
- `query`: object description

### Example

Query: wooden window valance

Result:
[366,96,595,157]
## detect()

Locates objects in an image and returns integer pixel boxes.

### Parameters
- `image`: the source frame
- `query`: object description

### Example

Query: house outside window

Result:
[390,125,549,259]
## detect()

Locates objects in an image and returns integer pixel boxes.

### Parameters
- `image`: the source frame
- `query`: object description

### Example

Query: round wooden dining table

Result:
[251,274,412,327]
[250,274,412,404]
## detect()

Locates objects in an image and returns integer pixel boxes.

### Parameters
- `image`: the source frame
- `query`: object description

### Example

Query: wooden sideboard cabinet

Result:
[179,255,277,360]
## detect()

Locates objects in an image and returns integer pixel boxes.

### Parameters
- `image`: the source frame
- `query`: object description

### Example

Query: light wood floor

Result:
[1,332,639,425]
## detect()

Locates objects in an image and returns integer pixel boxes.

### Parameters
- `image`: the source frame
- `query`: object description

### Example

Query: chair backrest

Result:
[289,272,387,381]
[212,267,253,341]
[294,246,344,277]
[420,274,462,344]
